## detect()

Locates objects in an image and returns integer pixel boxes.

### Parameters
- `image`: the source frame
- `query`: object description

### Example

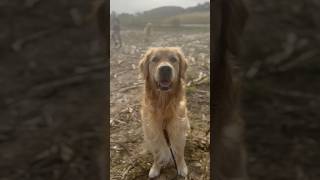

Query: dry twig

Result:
[277,50,318,72]
[12,28,59,52]
[27,72,104,97]
[114,82,144,93]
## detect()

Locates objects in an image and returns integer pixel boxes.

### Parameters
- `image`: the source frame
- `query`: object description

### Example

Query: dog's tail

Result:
[212,0,248,178]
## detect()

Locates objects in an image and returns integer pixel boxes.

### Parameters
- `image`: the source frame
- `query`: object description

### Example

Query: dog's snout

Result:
[159,65,172,78]
[160,66,171,74]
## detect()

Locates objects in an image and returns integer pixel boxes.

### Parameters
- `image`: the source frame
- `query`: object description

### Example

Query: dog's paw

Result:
[148,164,160,178]
[178,162,188,177]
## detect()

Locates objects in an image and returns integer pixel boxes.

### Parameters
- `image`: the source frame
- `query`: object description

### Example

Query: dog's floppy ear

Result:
[139,48,153,79]
[175,48,188,81]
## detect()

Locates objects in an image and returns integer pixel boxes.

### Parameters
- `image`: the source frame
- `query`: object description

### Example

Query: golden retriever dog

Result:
[144,22,153,43]
[213,0,249,179]
[139,47,189,178]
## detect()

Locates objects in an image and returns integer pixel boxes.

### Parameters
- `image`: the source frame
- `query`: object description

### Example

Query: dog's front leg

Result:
[175,150,188,177]
[149,158,161,178]
[147,137,168,178]
[169,127,188,177]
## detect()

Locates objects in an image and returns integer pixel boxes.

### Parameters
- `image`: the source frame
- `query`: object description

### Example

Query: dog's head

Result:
[139,47,188,92]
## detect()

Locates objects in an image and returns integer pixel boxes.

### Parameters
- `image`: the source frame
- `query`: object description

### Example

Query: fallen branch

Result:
[246,61,262,79]
[112,70,130,78]
[277,50,318,72]
[268,88,320,101]
[110,118,127,125]
[118,85,141,93]
[27,72,105,97]
[121,164,134,180]
[74,63,106,74]
[115,82,144,93]
[246,50,318,78]
[265,32,297,66]
[187,72,208,87]
[12,28,60,52]
[196,89,209,94]
[246,33,315,79]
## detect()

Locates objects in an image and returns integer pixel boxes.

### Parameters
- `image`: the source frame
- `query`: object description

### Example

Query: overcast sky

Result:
[110,0,209,14]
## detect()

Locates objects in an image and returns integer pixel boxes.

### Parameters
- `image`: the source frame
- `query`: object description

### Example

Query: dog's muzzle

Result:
[158,65,173,91]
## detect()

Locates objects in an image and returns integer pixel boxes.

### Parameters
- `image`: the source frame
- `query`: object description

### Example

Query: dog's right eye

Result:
[152,57,159,63]
[170,57,177,63]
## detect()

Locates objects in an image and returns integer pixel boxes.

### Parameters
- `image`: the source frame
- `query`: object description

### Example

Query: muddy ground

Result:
[242,0,320,179]
[0,1,106,180]
[0,0,320,180]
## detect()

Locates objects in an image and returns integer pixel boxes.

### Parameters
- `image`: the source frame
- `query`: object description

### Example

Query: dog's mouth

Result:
[157,80,172,91]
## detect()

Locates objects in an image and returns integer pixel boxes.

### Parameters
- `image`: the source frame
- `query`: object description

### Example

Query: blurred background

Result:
[0,1,106,180]
[111,0,209,27]
[241,0,320,179]
[110,0,210,179]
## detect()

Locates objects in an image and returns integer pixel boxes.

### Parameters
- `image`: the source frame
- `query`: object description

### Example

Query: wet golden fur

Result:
[139,47,189,178]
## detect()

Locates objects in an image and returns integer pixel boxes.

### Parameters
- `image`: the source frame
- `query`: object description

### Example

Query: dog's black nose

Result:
[159,66,172,78]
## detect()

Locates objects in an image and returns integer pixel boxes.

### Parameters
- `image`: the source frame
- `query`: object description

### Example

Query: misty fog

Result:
[110,0,209,14]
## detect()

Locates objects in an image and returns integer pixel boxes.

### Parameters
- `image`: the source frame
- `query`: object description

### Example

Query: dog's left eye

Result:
[170,57,177,63]
[152,57,159,63]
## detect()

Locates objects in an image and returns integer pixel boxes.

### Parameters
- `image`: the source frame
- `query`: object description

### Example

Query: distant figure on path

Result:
[144,22,153,43]
[111,11,122,48]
